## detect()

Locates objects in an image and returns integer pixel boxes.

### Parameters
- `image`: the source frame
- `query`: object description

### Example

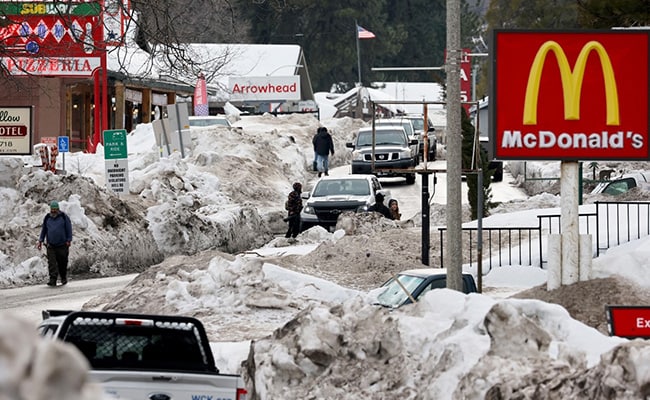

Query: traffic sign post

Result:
[58,136,69,173]
[102,129,129,194]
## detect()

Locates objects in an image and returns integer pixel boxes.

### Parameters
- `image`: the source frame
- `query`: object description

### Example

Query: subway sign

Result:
[490,30,650,161]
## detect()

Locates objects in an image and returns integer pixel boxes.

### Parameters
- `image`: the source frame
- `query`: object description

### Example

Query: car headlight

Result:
[303,205,315,214]
[356,204,370,212]
[352,151,365,161]
[399,149,411,158]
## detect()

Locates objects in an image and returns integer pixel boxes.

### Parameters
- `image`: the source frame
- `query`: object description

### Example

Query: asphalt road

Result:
[0,274,137,326]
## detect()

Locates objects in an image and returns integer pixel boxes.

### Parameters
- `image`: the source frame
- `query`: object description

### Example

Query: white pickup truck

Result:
[38,310,247,400]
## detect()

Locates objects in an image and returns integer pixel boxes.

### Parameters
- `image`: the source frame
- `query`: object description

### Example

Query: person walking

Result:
[37,201,72,287]
[313,127,335,178]
[284,182,303,240]
[388,199,401,221]
[368,193,392,219]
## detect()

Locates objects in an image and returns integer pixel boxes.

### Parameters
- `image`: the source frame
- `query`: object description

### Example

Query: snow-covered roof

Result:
[105,23,304,100]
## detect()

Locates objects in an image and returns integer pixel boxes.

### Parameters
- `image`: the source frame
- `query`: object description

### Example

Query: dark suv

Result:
[346,126,419,184]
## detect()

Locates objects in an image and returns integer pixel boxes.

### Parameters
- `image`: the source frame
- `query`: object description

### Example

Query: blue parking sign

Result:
[58,136,69,153]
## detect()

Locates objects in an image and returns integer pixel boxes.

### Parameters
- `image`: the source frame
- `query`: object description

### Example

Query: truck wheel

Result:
[405,174,416,185]
[429,147,436,161]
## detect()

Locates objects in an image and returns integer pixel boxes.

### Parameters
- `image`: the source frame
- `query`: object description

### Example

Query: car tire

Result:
[405,174,416,185]
[429,147,436,161]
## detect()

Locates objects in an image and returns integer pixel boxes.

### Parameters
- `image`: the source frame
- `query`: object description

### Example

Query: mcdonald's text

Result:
[502,130,644,150]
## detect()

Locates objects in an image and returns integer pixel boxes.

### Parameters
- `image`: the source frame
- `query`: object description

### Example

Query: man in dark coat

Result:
[37,200,73,286]
[285,182,303,239]
[312,127,335,178]
[368,193,393,219]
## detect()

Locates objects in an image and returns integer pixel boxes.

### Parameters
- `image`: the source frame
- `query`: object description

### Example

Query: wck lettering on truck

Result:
[491,30,650,161]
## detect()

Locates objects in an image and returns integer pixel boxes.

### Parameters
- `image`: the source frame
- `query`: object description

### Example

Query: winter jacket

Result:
[368,202,392,219]
[286,190,303,216]
[39,212,73,247]
[313,130,335,156]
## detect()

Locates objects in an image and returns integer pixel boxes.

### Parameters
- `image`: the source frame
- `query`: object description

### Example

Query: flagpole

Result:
[355,21,361,86]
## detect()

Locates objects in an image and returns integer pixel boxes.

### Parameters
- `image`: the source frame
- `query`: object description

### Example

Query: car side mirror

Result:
[428,127,435,133]
[346,142,355,148]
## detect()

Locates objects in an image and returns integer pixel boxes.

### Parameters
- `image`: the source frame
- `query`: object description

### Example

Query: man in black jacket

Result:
[312,127,335,178]
[284,182,303,239]
[368,193,392,219]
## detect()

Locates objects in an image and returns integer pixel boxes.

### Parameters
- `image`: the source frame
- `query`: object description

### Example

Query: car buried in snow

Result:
[374,268,478,308]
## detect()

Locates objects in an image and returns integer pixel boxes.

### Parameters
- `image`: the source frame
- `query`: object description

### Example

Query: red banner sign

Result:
[491,30,650,161]
[607,306,650,338]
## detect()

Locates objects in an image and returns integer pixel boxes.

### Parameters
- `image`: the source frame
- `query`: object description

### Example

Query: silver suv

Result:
[402,114,437,161]
[300,175,389,231]
[346,126,418,184]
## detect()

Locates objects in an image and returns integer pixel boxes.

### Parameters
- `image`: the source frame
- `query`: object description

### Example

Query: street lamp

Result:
[267,64,303,76]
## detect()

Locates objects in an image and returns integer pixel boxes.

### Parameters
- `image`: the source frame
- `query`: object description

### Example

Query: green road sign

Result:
[103,129,128,160]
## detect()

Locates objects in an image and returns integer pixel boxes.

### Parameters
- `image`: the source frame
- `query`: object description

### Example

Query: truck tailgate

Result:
[92,370,242,400]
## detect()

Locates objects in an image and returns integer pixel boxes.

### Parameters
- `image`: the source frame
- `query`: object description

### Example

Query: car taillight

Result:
[236,388,248,400]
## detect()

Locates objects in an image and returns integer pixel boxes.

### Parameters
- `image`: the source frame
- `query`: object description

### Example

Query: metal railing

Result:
[438,201,650,270]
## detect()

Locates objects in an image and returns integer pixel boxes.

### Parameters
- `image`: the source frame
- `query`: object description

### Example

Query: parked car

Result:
[374,118,420,157]
[189,115,232,128]
[374,268,478,308]
[300,174,389,231]
[591,172,650,196]
[346,126,419,184]
[402,114,437,161]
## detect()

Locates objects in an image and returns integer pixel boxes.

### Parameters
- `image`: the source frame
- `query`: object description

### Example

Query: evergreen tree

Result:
[461,107,493,220]
[577,0,650,28]
[235,0,482,91]
[485,0,581,29]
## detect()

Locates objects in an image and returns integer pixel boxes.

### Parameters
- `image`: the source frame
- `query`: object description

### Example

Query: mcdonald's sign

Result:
[490,30,650,161]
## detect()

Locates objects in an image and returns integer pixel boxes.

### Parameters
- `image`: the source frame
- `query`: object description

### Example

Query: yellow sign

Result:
[523,40,620,126]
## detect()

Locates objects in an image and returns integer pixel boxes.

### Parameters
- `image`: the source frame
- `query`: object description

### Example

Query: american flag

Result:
[357,25,376,40]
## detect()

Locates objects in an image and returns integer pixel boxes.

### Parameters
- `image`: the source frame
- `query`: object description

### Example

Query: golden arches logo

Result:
[523,40,620,125]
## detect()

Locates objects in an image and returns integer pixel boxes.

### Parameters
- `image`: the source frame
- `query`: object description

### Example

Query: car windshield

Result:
[376,274,425,308]
[376,121,413,137]
[356,130,406,147]
[313,179,370,196]
[189,117,230,127]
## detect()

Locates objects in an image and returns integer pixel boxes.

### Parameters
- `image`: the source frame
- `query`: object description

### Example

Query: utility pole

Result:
[446,0,463,291]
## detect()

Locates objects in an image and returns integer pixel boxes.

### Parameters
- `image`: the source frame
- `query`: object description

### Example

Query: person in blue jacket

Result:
[37,201,73,287]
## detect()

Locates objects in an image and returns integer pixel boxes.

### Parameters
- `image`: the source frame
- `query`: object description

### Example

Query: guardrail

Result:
[438,201,650,270]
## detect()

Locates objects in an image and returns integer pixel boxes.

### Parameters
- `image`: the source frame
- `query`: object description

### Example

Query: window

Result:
[376,274,426,308]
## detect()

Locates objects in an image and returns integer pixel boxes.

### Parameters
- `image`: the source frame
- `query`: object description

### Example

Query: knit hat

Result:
[293,182,302,191]
[50,201,59,209]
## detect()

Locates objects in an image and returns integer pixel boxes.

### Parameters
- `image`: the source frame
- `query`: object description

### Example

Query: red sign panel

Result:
[491,30,650,161]
[461,49,472,113]
[607,306,650,338]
